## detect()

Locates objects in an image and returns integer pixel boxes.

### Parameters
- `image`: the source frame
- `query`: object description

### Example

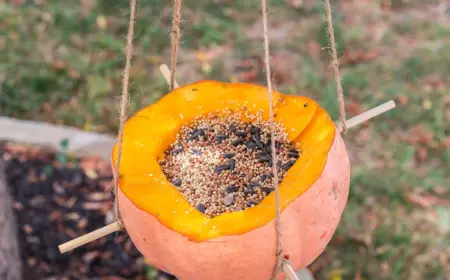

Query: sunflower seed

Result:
[223,153,235,159]
[235,131,247,137]
[171,146,183,154]
[229,159,236,170]
[245,141,257,150]
[261,187,273,194]
[246,200,257,207]
[215,135,228,143]
[215,164,230,173]
[253,138,264,149]
[196,203,206,213]
[225,186,239,193]
[244,187,254,194]
[281,161,295,170]
[172,178,182,187]
[232,139,244,146]
[258,155,271,162]
[288,150,299,158]
[250,125,260,135]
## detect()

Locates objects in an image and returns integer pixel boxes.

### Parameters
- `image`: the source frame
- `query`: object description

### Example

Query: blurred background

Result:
[0,0,449,279]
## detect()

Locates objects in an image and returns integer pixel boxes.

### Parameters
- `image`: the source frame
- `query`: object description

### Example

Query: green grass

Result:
[1,1,449,279]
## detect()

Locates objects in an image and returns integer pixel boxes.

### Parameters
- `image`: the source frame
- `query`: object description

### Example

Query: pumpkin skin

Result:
[111,80,350,280]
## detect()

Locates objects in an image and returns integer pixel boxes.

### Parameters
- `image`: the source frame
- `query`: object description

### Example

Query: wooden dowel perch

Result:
[160,64,179,89]
[336,100,396,133]
[59,221,121,254]
[283,263,300,280]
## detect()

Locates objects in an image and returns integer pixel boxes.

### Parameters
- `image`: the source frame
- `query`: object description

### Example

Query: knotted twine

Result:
[113,0,137,227]
[169,0,182,91]
[262,0,346,278]
[113,0,347,278]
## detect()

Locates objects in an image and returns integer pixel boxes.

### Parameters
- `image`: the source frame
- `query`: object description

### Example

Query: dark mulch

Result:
[0,141,176,280]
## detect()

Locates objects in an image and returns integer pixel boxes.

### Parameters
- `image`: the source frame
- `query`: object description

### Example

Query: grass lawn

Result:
[1,0,449,279]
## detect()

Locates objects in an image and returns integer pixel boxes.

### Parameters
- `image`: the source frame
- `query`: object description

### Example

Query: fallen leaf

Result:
[306,41,320,57]
[443,136,450,148]
[96,15,107,29]
[404,192,434,208]
[416,147,428,162]
[422,99,432,110]
[396,94,408,105]
[285,0,303,8]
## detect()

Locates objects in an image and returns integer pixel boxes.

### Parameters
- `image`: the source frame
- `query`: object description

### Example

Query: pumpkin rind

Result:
[112,80,337,241]
[117,129,350,280]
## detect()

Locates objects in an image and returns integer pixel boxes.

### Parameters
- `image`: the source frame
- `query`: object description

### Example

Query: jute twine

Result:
[113,1,346,279]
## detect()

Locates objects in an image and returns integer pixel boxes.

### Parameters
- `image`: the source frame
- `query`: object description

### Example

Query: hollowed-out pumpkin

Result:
[111,80,350,280]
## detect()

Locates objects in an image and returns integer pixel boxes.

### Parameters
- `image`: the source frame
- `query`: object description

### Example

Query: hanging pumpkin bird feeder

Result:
[58,1,396,280]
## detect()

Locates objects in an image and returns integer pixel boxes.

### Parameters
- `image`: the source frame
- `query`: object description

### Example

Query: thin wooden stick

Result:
[57,70,396,254]
[160,64,179,89]
[58,221,121,254]
[336,100,396,133]
[283,263,300,280]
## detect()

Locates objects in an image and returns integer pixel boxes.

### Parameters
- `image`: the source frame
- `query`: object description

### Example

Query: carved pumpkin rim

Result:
[112,80,336,241]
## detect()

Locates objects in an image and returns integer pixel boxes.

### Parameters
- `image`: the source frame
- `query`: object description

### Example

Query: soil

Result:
[0,141,177,280]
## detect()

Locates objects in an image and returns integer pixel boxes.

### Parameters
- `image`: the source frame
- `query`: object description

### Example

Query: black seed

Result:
[253,138,264,149]
[229,124,237,132]
[244,186,254,194]
[275,141,281,149]
[192,88,199,91]
[258,155,271,162]
[215,135,228,143]
[172,178,182,187]
[196,203,206,213]
[232,139,244,146]
[304,103,308,107]
[250,126,261,135]
[235,131,247,137]
[261,187,273,194]
[246,201,257,207]
[189,129,205,140]
[215,164,230,173]
[171,146,183,154]
[281,161,295,171]
[288,150,299,158]
[257,152,267,158]
[246,141,257,150]
[223,153,235,159]
[249,181,261,188]
[229,159,236,170]
[225,186,239,193]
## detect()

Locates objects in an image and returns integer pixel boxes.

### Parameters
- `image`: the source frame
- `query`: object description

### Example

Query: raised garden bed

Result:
[0,141,176,280]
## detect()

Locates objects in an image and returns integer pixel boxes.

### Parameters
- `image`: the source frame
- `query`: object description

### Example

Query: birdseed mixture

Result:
[158,111,300,218]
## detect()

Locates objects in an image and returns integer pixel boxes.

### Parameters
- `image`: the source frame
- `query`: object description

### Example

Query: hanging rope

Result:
[260,0,286,279]
[170,0,182,91]
[324,0,347,132]
[113,0,137,227]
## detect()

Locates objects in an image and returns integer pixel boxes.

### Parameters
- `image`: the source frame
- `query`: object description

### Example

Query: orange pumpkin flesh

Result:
[112,80,333,240]
[111,80,350,279]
